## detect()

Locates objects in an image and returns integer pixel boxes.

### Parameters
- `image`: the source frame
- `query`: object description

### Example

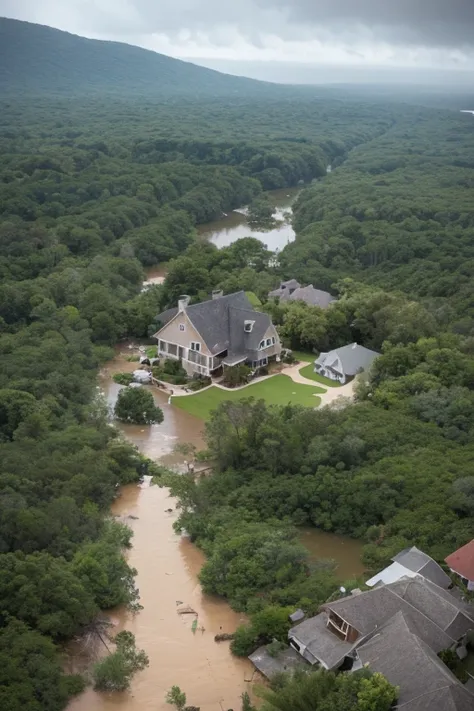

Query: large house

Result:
[154,291,281,377]
[288,576,474,710]
[268,279,336,309]
[314,343,380,384]
[446,540,474,592]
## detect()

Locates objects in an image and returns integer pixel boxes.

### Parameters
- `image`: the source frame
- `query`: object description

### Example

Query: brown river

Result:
[69,185,364,711]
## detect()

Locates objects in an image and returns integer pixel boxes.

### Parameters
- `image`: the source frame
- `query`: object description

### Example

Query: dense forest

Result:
[2,19,474,706]
[0,84,401,707]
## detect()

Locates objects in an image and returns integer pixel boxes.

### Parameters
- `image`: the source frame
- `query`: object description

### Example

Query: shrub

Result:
[222,364,251,387]
[230,624,259,657]
[113,372,134,385]
[114,387,164,425]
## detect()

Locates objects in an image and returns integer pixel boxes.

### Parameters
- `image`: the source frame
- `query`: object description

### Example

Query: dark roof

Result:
[268,281,336,309]
[155,291,274,357]
[249,645,307,679]
[397,686,474,711]
[392,546,451,589]
[446,539,474,581]
[324,577,474,649]
[315,343,380,376]
[156,306,178,326]
[357,611,474,711]
[389,577,474,641]
[288,285,336,308]
[289,612,355,669]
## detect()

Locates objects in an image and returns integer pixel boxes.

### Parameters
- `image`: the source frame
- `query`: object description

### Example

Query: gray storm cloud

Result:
[1,0,474,48]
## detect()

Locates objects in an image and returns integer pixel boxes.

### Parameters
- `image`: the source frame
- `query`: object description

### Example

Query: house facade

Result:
[314,342,380,384]
[154,291,281,377]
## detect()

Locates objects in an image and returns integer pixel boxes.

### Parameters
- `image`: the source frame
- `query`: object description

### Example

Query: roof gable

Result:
[316,343,380,376]
[155,291,274,357]
[445,539,474,581]
[392,546,451,589]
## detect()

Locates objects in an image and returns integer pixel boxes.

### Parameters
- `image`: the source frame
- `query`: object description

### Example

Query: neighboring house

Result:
[314,342,380,384]
[288,576,474,711]
[366,546,452,590]
[268,279,336,309]
[446,539,474,592]
[153,290,281,377]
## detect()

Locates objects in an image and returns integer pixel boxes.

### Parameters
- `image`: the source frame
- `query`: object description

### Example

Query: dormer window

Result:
[244,320,255,333]
[259,340,266,349]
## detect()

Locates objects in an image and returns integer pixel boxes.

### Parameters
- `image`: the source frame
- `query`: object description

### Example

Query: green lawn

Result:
[172,374,325,420]
[299,363,342,388]
[291,350,315,363]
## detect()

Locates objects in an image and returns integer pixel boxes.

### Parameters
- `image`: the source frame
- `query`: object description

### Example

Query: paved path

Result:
[281,363,356,406]
[169,361,355,408]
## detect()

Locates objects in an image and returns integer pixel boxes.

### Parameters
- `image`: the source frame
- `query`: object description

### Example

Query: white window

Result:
[244,320,254,333]
[190,342,201,352]
[266,338,272,347]
[271,336,276,345]
[259,340,265,349]
[179,324,185,331]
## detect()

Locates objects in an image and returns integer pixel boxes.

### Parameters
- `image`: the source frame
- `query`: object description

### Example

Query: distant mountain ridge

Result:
[0,17,271,97]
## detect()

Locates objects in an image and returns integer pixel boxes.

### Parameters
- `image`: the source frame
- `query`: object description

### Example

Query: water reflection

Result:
[198,187,300,250]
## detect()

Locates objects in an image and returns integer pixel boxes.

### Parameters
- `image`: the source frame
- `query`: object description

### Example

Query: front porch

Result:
[157,338,223,376]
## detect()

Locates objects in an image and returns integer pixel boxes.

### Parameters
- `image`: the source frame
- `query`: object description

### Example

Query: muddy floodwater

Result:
[198,187,300,250]
[299,529,365,580]
[68,350,363,711]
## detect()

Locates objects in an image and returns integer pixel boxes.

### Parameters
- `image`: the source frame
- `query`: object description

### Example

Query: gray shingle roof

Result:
[156,291,274,358]
[289,612,355,669]
[392,546,452,589]
[268,281,336,308]
[325,577,474,650]
[388,578,474,641]
[315,342,380,376]
[357,611,474,711]
[288,285,337,308]
[397,686,474,711]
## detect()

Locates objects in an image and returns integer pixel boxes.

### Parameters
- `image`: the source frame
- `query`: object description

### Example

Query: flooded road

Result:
[69,349,363,711]
[198,187,300,251]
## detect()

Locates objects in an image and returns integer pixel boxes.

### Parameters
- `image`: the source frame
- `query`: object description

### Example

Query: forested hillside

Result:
[0,91,398,708]
[0,17,272,96]
[2,44,474,702]
[283,110,474,329]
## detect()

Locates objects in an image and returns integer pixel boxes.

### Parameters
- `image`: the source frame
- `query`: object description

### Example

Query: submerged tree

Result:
[114,387,164,425]
[93,631,149,691]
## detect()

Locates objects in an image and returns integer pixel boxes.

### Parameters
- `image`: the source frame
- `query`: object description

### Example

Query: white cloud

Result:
[1,0,474,71]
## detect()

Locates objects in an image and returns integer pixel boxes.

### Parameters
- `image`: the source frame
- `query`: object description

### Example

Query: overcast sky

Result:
[2,0,474,79]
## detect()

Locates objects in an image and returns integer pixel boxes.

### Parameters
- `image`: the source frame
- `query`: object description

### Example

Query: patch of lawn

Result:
[245,291,262,308]
[172,374,324,420]
[299,363,343,387]
[291,350,316,363]
[145,346,157,358]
